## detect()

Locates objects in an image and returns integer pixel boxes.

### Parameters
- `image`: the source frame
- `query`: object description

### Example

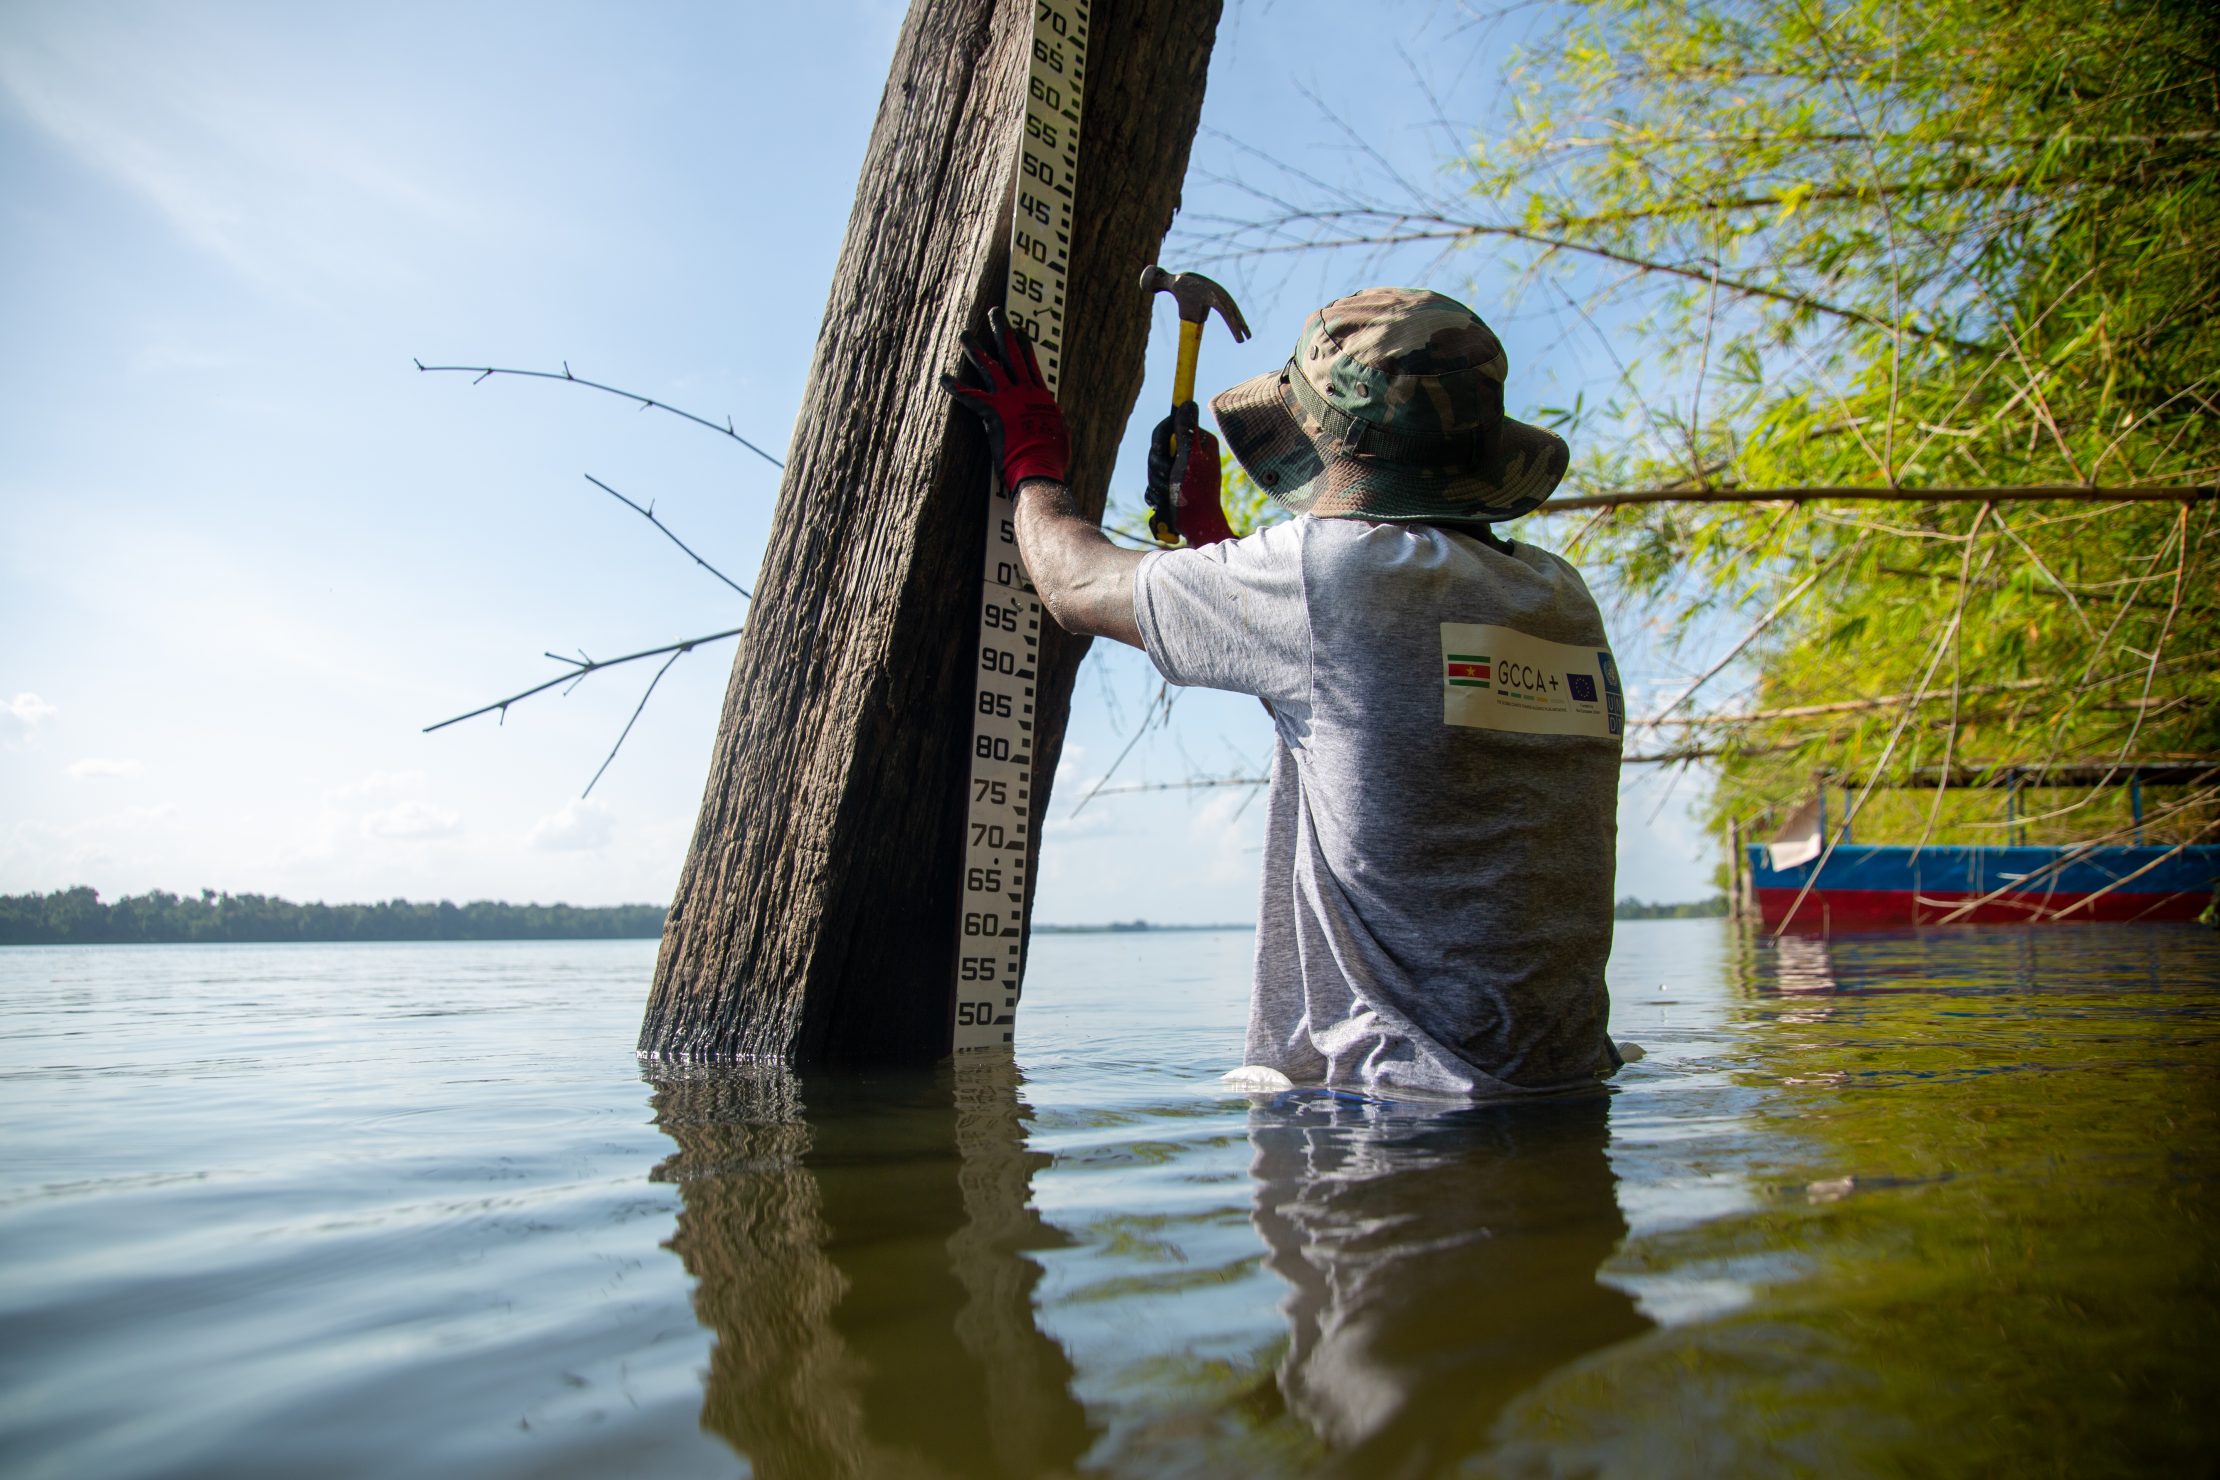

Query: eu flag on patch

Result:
[1567,673,1598,702]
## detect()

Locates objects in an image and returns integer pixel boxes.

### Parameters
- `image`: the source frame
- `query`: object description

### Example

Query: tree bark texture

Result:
[641,0,1223,1061]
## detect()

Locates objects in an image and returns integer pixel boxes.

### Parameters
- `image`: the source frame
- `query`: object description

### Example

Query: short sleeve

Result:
[1131,518,1312,707]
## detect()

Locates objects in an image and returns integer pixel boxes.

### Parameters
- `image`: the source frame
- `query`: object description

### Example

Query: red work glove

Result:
[940,306,1071,490]
[1145,402,1233,547]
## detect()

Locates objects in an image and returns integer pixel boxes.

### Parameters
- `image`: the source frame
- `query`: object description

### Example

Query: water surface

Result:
[2,923,2214,1476]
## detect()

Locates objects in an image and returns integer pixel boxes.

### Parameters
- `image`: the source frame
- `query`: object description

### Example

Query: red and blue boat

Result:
[1748,840,2220,929]
[1741,763,2220,931]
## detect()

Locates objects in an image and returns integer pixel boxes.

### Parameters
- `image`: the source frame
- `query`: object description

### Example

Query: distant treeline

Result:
[0,888,666,946]
[1615,896,1728,920]
[1,887,1722,945]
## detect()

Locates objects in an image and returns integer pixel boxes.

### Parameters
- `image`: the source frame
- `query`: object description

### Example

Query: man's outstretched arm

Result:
[1012,477,1145,649]
[940,307,1148,649]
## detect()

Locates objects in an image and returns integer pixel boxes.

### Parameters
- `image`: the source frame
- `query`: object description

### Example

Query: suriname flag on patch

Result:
[1445,653,1491,689]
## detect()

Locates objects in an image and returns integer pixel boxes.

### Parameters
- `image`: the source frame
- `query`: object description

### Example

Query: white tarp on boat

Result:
[1766,795,1825,871]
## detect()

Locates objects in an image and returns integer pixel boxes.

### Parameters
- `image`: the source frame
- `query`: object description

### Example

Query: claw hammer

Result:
[1140,265,1251,544]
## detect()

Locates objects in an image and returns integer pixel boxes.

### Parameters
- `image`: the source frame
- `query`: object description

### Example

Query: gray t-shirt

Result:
[1133,515,1624,1099]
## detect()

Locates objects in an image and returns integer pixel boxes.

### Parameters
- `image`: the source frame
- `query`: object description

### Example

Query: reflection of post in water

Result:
[1732,930,1857,1034]
[1769,934,1840,994]
[1248,1093,1650,1470]
[647,1059,1091,1479]
[1729,926,1843,997]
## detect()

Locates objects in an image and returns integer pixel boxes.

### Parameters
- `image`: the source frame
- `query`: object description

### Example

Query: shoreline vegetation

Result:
[0,888,666,946]
[1199,0,2216,857]
[0,889,1731,946]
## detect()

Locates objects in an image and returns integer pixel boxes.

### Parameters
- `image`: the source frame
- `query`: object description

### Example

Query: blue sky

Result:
[0,0,1719,919]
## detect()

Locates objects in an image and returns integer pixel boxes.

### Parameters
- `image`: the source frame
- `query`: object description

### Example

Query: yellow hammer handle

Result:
[1170,319,1203,409]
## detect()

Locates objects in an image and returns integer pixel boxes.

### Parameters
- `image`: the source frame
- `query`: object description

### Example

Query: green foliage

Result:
[1470,0,2219,846]
[0,888,666,946]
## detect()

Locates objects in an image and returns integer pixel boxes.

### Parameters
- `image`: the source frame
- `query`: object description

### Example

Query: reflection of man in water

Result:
[1247,1093,1650,1467]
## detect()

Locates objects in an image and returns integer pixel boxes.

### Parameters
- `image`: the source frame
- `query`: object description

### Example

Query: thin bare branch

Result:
[1537,484,2216,513]
[1180,205,1984,351]
[584,475,753,600]
[423,626,744,733]
[414,359,784,469]
[1985,507,2094,637]
[1637,534,1868,732]
[1913,500,1986,855]
[1085,775,1269,797]
[1623,739,1817,764]
[2101,503,2195,780]
[1848,760,2220,788]
[581,647,687,799]
[1526,127,2220,151]
[1643,646,2219,726]
[1068,683,1177,818]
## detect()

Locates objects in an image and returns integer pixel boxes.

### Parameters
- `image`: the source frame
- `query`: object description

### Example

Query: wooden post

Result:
[640,0,1223,1062]
[1726,816,1744,921]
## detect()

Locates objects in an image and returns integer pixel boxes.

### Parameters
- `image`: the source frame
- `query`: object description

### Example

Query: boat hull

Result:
[1746,843,2220,931]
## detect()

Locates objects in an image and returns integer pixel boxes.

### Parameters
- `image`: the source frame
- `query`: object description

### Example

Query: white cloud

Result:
[528,799,615,853]
[66,757,142,780]
[1042,743,1120,836]
[3,693,59,739]
[1187,787,1267,886]
[0,805,180,895]
[361,801,461,841]
[327,769,426,803]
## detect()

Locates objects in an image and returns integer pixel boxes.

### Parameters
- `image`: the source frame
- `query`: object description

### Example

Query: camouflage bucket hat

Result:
[1209,287,1568,523]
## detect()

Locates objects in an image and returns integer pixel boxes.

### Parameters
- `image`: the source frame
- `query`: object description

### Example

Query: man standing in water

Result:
[945,287,1625,1099]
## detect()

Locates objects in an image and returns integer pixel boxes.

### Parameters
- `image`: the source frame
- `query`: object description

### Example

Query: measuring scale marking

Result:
[954,0,1089,1050]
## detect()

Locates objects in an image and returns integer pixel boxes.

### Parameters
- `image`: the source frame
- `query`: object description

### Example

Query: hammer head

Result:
[1140,264,1252,342]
